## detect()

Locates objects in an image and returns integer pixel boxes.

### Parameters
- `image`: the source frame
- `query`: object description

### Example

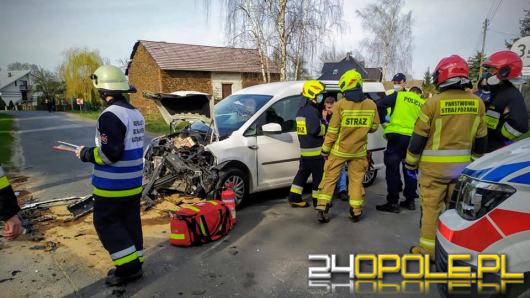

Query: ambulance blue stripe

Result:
[94,164,143,173]
[92,176,143,190]
[508,172,530,185]
[482,161,530,182]
[122,148,144,161]
[462,167,492,179]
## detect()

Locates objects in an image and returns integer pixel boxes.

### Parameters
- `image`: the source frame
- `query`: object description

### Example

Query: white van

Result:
[144,81,387,205]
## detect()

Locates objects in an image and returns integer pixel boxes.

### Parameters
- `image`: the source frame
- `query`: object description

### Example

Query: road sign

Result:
[511,36,530,67]
[76,98,84,105]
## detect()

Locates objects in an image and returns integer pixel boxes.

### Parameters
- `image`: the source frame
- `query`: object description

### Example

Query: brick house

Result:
[126,40,280,118]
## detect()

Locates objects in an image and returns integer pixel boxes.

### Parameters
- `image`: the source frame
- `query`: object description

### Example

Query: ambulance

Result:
[436,137,530,287]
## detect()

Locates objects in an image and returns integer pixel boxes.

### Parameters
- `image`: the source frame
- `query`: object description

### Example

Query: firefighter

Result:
[315,70,380,223]
[289,80,326,207]
[376,74,425,213]
[75,65,145,286]
[0,165,23,240]
[482,50,529,152]
[405,55,487,256]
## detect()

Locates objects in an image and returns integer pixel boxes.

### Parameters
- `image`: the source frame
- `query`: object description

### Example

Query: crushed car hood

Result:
[143,90,214,125]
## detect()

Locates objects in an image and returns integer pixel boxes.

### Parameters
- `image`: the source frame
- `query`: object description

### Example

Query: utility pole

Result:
[478,18,489,80]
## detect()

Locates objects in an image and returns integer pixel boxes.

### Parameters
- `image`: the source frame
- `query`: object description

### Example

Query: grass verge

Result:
[0,114,14,165]
[66,111,177,135]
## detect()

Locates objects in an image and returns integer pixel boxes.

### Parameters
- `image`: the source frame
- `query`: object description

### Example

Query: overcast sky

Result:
[0,0,527,79]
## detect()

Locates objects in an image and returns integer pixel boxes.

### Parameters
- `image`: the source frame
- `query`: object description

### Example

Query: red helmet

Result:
[482,50,522,80]
[433,55,469,86]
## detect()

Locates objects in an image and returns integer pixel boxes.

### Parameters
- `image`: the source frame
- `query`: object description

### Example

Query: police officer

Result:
[75,65,145,286]
[376,74,425,213]
[482,50,529,152]
[390,73,407,93]
[289,80,326,207]
[316,70,380,223]
[0,165,22,240]
[405,55,487,256]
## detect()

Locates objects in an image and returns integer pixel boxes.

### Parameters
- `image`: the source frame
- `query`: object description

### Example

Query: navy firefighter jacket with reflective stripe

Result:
[80,97,145,199]
[295,100,325,159]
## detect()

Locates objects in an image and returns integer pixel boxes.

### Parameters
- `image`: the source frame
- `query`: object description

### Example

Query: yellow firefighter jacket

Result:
[322,97,380,159]
[405,89,488,177]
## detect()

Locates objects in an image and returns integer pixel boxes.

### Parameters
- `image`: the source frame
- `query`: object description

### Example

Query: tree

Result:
[7,62,39,73]
[116,57,130,73]
[205,0,344,81]
[506,9,530,48]
[60,48,103,107]
[32,67,64,104]
[467,51,485,85]
[356,0,413,80]
[421,68,435,98]
[519,9,530,37]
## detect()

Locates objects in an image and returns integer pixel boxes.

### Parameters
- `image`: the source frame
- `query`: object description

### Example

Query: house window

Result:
[222,83,232,99]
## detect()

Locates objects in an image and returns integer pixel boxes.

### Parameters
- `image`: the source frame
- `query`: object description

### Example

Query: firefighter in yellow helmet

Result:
[289,80,327,207]
[405,55,488,256]
[315,70,380,223]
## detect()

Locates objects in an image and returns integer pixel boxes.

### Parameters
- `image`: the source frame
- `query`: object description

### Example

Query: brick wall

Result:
[128,43,161,119]
[241,72,280,88]
[161,70,212,95]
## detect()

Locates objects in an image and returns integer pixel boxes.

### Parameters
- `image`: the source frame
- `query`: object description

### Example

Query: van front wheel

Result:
[217,167,248,207]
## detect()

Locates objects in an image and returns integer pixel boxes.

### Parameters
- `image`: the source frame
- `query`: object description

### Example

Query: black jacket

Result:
[0,166,20,221]
[486,82,529,152]
[296,100,325,159]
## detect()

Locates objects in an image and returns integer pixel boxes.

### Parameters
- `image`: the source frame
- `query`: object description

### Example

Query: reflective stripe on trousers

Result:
[111,245,139,266]
[290,184,303,195]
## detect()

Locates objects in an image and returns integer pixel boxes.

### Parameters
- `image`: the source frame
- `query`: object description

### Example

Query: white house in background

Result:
[0,70,32,106]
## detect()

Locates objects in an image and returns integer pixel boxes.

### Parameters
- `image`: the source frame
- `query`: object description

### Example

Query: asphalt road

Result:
[2,111,152,202]
[0,111,442,297]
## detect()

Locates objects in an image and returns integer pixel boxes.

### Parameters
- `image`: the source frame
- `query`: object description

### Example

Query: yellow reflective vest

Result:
[384,91,425,136]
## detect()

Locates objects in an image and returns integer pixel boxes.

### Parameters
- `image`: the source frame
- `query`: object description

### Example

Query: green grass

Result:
[67,110,180,135]
[0,114,14,165]
[145,117,170,135]
[66,110,101,121]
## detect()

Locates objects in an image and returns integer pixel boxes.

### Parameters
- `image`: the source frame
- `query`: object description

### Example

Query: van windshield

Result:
[214,94,272,138]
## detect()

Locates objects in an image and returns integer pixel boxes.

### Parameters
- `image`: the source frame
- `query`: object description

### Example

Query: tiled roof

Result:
[129,40,279,74]
[318,55,382,82]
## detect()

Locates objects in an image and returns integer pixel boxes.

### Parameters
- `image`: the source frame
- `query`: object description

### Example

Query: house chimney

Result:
[8,72,12,77]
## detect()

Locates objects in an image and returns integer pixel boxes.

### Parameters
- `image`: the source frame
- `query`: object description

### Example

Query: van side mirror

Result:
[262,123,282,134]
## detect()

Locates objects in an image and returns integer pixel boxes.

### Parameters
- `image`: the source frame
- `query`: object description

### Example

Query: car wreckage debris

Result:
[142,134,220,209]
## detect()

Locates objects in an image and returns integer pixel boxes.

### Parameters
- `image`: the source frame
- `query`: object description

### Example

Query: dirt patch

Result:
[18,193,206,274]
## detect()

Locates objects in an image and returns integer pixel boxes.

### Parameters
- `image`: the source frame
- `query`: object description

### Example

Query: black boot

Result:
[105,269,143,286]
[315,203,330,223]
[376,202,400,213]
[349,207,362,222]
[400,200,416,211]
